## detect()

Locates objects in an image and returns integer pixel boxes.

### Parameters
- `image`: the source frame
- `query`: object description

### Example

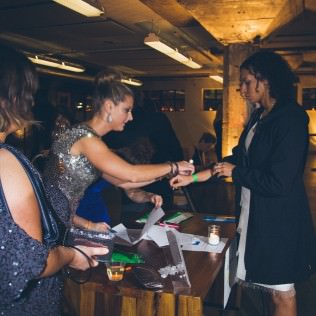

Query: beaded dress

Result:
[0,144,62,316]
[43,124,101,226]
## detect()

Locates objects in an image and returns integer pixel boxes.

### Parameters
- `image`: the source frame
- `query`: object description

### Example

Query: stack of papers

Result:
[113,208,226,253]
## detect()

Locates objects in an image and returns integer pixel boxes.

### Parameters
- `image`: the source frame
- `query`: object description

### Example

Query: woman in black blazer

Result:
[170,51,316,316]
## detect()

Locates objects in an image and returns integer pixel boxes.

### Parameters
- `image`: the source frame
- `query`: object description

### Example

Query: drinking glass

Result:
[106,262,126,281]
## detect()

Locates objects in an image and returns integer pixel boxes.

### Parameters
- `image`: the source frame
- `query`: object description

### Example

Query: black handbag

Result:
[62,226,115,284]
[63,226,115,263]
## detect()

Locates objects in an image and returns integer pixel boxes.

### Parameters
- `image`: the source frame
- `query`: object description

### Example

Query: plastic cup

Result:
[106,262,126,281]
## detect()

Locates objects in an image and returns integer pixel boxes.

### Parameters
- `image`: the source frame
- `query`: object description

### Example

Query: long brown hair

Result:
[0,45,38,132]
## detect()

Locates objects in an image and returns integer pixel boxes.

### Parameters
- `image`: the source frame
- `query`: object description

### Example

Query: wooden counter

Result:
[64,213,238,316]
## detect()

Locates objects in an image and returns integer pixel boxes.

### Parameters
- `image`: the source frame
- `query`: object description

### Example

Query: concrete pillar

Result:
[222,44,257,157]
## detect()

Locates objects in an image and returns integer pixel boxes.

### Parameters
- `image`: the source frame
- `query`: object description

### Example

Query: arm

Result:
[102,172,155,189]
[125,188,163,208]
[72,214,110,232]
[73,136,194,184]
[0,150,107,279]
[170,168,213,189]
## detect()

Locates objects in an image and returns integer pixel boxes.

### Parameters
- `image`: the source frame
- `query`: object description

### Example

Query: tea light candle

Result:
[209,232,220,245]
[208,224,221,245]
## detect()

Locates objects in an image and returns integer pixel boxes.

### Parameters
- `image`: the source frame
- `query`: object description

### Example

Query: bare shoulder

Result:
[71,133,109,156]
[0,147,42,239]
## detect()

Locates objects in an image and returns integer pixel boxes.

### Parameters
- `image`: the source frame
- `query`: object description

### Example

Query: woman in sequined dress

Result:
[43,71,194,231]
[0,45,108,316]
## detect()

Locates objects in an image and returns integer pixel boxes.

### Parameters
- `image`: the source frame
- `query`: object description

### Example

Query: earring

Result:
[106,113,112,123]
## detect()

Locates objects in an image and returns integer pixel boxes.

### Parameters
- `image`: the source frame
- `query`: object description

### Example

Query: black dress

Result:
[0,144,62,316]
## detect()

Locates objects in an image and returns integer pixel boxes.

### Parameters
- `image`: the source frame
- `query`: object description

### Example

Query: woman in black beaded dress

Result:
[0,45,108,316]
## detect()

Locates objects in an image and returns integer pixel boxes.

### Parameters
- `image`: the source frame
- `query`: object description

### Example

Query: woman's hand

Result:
[89,221,110,233]
[177,161,195,175]
[212,162,236,177]
[68,245,109,270]
[149,194,163,208]
[169,175,193,189]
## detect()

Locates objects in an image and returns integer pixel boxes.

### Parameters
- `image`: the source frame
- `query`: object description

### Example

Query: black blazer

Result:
[224,101,316,284]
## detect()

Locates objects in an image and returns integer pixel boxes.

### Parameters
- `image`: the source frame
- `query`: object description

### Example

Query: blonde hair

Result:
[92,69,134,114]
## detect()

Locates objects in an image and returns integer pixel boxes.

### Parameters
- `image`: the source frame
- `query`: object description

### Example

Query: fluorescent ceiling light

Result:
[121,78,143,87]
[28,55,85,73]
[53,0,104,17]
[209,75,223,84]
[144,33,202,69]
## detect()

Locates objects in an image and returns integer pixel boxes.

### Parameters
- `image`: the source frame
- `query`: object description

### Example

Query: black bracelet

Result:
[62,245,93,284]
[174,162,179,176]
[166,161,174,178]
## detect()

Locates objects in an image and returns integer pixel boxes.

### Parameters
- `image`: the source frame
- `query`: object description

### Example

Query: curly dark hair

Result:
[0,45,38,132]
[92,69,134,114]
[240,51,298,104]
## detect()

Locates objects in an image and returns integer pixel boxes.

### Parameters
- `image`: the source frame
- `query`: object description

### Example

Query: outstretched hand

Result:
[169,174,193,189]
[177,161,195,175]
[90,221,111,233]
[149,194,163,208]
[212,162,236,178]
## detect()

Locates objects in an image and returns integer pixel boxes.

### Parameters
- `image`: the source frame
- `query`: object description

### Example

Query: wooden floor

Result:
[204,152,316,316]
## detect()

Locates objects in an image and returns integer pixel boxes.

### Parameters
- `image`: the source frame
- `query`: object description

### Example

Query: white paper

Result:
[146,225,170,247]
[173,230,227,253]
[113,207,165,245]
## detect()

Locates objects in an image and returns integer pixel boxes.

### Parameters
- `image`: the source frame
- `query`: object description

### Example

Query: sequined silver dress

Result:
[0,144,62,316]
[43,124,101,226]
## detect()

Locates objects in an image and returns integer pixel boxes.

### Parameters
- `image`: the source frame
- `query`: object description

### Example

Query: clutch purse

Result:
[63,227,115,263]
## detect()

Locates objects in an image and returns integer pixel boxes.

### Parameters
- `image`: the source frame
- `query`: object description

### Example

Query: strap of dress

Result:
[0,143,59,246]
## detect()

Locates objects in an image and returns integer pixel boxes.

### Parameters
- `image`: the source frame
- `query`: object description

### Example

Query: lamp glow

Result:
[53,0,104,17]
[28,55,85,73]
[209,75,223,84]
[121,78,143,87]
[144,33,202,69]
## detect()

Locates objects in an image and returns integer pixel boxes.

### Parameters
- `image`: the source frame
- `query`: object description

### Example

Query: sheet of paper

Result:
[146,225,170,247]
[113,207,165,245]
[173,230,227,253]
[113,223,132,243]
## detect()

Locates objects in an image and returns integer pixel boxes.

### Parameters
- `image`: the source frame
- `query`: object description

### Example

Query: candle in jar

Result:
[208,232,220,245]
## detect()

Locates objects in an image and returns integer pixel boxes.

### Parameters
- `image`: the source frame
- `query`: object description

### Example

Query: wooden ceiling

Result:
[0,0,315,81]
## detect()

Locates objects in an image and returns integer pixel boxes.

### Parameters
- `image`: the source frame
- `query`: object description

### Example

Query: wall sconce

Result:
[53,0,104,17]
[121,78,143,87]
[144,33,202,69]
[209,75,223,84]
[28,55,85,73]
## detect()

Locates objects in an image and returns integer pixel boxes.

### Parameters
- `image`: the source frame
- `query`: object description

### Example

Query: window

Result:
[203,89,223,111]
[302,88,316,110]
[143,90,185,112]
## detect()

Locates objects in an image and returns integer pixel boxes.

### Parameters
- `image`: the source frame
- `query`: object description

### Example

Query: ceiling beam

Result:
[177,0,302,44]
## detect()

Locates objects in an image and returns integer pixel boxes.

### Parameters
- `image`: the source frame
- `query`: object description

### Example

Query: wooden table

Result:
[64,213,238,316]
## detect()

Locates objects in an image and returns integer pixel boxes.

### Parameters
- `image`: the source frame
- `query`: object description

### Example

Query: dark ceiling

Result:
[0,0,316,82]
